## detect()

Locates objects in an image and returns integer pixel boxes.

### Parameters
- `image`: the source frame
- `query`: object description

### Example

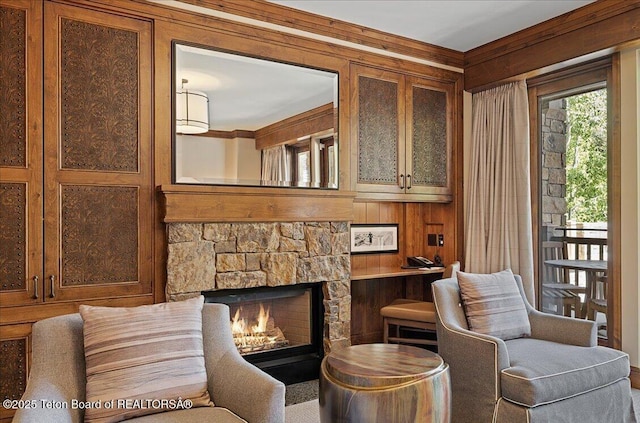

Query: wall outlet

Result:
[427,233,438,246]
[438,234,444,246]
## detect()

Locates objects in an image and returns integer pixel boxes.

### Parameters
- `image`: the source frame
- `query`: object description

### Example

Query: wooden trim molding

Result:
[464,1,640,91]
[197,129,255,139]
[160,185,356,222]
[255,103,335,150]
[177,0,464,69]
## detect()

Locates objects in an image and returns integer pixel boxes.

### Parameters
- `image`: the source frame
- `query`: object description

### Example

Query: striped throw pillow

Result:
[79,296,213,423]
[457,269,531,340]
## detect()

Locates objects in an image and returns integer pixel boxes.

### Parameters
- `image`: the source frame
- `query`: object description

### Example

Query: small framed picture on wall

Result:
[350,224,399,254]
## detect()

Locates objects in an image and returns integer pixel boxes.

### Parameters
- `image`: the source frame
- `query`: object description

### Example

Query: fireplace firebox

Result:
[203,282,323,385]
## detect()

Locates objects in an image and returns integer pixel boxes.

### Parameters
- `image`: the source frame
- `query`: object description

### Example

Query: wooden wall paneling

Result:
[379,202,403,269]
[404,202,424,258]
[423,203,450,265]
[350,202,368,274]
[349,276,366,344]
[464,2,640,91]
[364,202,382,271]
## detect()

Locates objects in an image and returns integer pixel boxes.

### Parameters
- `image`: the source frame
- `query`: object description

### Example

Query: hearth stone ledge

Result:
[165,221,351,353]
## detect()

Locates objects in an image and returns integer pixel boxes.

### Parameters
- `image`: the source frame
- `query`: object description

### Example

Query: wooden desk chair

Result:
[541,241,584,317]
[380,261,460,346]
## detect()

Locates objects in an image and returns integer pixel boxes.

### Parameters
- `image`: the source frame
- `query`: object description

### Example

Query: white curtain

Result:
[261,145,292,185]
[465,80,535,302]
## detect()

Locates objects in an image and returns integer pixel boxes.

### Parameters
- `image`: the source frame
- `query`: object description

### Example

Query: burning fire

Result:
[230,304,288,354]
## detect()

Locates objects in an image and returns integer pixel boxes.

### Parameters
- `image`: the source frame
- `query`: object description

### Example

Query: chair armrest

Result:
[13,314,86,423]
[12,381,80,423]
[433,278,512,422]
[210,350,285,423]
[528,309,597,347]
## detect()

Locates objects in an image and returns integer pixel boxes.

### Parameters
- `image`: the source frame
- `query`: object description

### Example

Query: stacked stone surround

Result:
[166,221,351,352]
[541,98,568,240]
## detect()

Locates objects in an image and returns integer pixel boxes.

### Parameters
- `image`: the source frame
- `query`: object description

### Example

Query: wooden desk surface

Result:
[325,343,446,388]
[351,266,445,281]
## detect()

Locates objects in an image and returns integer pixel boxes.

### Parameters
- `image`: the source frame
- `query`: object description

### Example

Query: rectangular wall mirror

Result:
[173,43,339,189]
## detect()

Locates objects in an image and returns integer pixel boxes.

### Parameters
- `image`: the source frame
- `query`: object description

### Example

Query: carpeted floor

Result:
[285,379,319,406]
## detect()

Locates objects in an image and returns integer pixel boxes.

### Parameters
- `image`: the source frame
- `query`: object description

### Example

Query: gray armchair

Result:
[432,274,636,423]
[13,303,285,423]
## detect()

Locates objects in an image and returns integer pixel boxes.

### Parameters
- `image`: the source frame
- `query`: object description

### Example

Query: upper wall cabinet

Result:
[351,64,454,202]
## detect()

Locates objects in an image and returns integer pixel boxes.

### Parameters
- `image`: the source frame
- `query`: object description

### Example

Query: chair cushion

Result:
[380,299,436,323]
[457,269,531,340]
[79,296,213,423]
[501,338,630,407]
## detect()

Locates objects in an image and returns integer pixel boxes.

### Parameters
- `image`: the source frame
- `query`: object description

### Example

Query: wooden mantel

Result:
[159,185,356,223]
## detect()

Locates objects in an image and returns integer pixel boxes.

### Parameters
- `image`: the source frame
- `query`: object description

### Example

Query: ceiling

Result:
[270,0,595,52]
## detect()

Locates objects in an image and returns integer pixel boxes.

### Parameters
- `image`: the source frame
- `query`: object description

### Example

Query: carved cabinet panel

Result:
[0,1,153,413]
[351,64,454,201]
[42,2,153,301]
[0,0,43,307]
[0,323,31,422]
[0,1,152,306]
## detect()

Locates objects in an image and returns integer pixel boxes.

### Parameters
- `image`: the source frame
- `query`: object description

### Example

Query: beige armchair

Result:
[432,273,636,423]
[13,303,285,423]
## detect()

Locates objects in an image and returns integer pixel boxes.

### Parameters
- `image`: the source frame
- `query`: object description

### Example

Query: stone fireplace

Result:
[165,221,352,356]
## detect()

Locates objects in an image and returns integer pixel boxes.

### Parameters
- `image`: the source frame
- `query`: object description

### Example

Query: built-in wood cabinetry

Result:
[0,2,153,417]
[351,64,455,202]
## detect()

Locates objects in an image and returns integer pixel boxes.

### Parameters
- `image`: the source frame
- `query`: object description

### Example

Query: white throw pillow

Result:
[457,269,531,340]
[80,296,213,422]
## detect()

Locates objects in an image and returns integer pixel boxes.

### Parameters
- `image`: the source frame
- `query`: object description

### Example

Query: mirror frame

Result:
[171,41,340,189]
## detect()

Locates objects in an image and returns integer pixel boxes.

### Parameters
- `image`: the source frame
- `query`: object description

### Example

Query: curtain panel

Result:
[465,80,535,303]
[261,145,292,185]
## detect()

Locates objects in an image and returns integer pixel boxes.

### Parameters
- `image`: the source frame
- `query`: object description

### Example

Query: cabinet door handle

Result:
[399,174,405,189]
[407,174,412,190]
[33,275,39,299]
[49,275,55,298]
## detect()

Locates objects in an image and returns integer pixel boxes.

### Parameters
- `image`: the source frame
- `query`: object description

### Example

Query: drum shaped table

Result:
[319,343,450,423]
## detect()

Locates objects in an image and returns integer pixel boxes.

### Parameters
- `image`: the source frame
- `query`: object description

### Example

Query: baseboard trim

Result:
[631,365,640,389]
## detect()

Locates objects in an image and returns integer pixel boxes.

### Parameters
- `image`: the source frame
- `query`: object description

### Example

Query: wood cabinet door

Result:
[42,3,153,301]
[405,76,454,200]
[0,0,43,307]
[351,64,406,194]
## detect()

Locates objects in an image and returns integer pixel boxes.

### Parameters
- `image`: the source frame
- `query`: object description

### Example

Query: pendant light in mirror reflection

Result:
[176,78,209,134]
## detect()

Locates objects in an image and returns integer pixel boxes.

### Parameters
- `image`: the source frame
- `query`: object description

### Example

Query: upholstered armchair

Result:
[432,273,636,423]
[13,302,285,423]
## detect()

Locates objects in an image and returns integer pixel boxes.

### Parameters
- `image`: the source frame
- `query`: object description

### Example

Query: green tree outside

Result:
[565,89,607,223]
